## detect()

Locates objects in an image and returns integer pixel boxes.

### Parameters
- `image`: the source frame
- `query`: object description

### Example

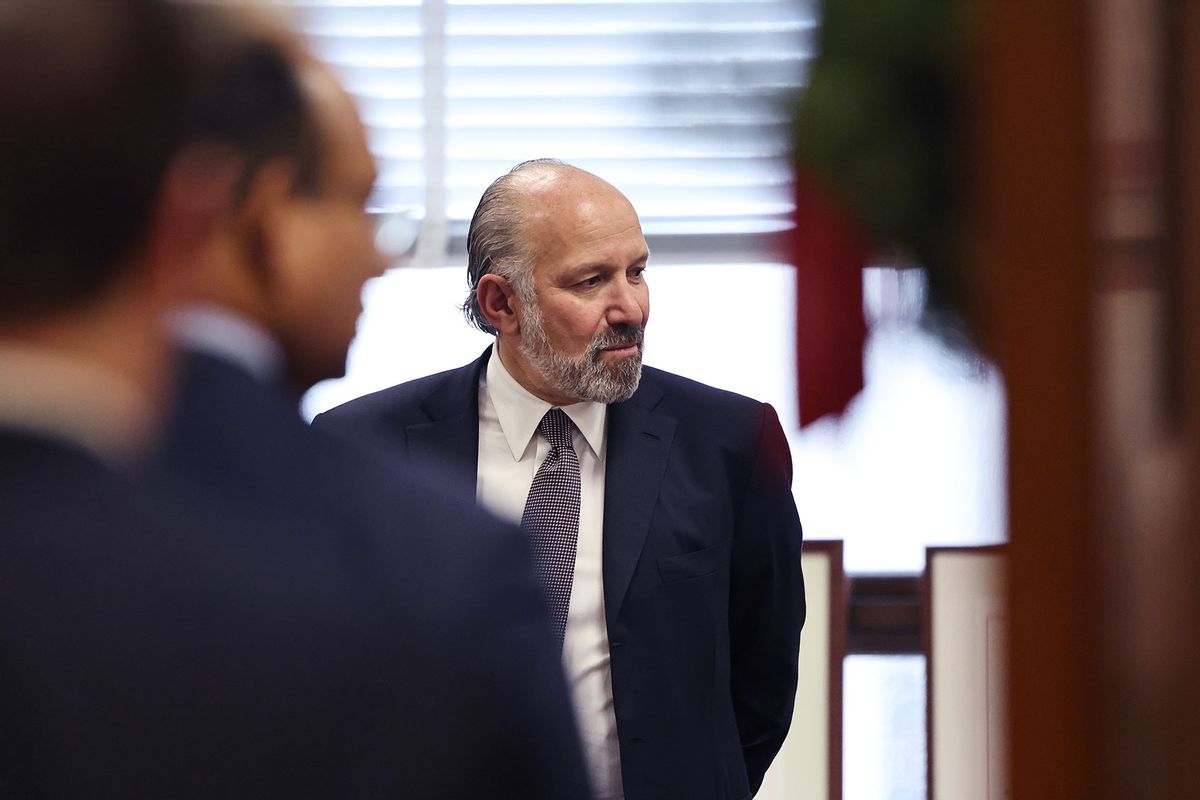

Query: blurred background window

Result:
[287,0,815,264]
[285,2,1007,798]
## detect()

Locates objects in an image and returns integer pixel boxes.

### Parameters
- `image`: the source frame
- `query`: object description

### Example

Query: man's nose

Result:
[606,279,646,327]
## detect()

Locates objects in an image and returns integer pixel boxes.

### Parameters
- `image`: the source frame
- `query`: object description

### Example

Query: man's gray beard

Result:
[518,299,644,404]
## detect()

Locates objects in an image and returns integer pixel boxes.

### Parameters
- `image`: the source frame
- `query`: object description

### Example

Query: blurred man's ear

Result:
[237,158,301,291]
[477,273,521,336]
[143,143,242,305]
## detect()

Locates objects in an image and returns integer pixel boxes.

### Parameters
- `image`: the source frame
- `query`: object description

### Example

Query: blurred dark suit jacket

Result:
[314,348,806,800]
[0,350,591,798]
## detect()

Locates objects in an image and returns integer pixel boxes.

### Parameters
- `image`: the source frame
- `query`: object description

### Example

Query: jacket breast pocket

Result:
[656,538,731,584]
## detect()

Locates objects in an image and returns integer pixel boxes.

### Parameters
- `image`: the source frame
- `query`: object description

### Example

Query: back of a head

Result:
[0,0,193,320]
[177,5,320,204]
[173,11,378,391]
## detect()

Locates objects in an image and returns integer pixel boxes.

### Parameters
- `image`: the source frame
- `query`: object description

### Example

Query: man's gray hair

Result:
[461,158,570,334]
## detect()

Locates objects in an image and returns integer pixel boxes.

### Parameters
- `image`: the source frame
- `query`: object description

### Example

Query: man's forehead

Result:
[523,204,646,286]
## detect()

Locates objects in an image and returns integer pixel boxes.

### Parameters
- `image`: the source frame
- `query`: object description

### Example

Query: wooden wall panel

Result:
[971,3,1102,799]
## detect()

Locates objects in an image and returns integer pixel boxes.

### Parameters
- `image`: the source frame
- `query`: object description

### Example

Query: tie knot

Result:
[538,408,575,451]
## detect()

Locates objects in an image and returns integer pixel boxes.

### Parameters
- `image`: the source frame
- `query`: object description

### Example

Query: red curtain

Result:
[792,168,869,427]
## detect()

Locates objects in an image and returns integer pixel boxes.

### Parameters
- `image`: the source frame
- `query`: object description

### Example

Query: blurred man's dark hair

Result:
[0,0,192,319]
[0,0,323,325]
[177,5,321,203]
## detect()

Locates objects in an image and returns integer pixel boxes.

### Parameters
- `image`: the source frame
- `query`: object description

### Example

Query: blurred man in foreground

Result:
[0,2,589,795]
[151,10,591,798]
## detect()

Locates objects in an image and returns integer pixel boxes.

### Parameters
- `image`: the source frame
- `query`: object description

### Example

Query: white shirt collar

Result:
[485,342,607,461]
[166,303,285,382]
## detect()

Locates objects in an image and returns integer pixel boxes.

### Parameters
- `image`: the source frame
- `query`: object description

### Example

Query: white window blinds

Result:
[285,0,816,265]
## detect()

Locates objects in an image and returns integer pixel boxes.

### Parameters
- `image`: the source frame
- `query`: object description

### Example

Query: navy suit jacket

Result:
[0,429,207,796]
[120,351,591,798]
[314,349,806,800]
[1,421,581,797]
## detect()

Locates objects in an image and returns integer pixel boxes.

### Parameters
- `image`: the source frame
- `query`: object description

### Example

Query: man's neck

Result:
[0,308,173,463]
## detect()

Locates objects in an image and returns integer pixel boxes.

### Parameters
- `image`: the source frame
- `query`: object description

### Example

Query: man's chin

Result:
[594,360,642,403]
[522,340,643,403]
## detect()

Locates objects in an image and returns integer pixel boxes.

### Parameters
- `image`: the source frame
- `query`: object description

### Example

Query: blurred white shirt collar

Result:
[167,303,285,383]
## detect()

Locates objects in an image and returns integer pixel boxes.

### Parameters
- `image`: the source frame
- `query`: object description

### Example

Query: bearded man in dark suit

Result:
[315,158,806,800]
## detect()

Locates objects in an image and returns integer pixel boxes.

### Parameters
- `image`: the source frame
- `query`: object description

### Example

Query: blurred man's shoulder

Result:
[315,357,481,428]
[314,352,487,434]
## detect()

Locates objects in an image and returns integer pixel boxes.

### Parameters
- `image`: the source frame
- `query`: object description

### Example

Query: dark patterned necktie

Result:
[520,408,580,650]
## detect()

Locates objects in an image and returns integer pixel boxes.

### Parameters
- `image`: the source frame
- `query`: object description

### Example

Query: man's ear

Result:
[142,143,242,304]
[239,159,301,290]
[476,273,522,335]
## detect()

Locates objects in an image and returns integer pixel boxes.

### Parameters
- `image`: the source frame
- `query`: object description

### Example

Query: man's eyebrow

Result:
[564,253,649,279]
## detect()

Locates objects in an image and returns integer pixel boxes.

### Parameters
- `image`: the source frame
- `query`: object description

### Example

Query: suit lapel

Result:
[407,349,490,489]
[602,376,675,623]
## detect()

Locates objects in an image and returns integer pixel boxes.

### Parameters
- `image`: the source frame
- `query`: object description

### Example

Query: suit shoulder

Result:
[314,361,477,431]
[641,366,768,417]
[316,372,437,422]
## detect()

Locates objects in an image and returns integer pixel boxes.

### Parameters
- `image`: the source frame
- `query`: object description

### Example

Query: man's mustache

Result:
[589,324,645,355]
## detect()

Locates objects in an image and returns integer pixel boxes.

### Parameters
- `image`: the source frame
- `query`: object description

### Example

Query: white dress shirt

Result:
[476,344,624,800]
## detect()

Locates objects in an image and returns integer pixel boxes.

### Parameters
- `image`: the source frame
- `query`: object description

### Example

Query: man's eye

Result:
[578,276,602,287]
